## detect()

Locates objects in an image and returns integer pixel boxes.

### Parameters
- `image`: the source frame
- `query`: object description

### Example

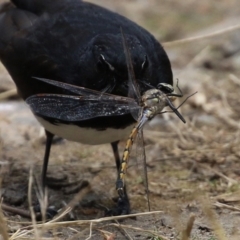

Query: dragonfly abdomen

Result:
[117,125,139,195]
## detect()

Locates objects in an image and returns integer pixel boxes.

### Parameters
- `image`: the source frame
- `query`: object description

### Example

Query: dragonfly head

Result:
[141,83,186,124]
[157,82,186,123]
[157,83,177,102]
[142,82,177,111]
[157,83,174,93]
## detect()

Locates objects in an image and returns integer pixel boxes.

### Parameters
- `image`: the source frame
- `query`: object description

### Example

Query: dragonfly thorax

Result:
[141,89,168,119]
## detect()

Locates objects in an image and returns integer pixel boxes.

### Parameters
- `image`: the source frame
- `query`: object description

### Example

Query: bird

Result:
[0,0,173,216]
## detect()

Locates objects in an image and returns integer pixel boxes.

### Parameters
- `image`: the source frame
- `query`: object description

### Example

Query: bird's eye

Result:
[98,54,115,72]
[141,55,148,71]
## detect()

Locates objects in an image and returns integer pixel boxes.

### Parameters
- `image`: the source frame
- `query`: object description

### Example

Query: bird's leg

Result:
[42,131,89,194]
[111,141,121,170]
[42,131,68,189]
[33,130,57,219]
[42,130,54,189]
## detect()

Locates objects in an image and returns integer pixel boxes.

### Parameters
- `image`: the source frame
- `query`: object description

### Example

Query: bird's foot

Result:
[33,204,58,220]
[105,195,130,216]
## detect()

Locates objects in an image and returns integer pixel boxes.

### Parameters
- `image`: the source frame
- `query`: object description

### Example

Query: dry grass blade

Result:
[98,229,116,240]
[9,229,23,240]
[85,222,93,240]
[108,223,170,240]
[42,211,163,228]
[9,229,31,240]
[198,163,238,187]
[229,74,240,87]
[181,214,195,240]
[66,227,90,240]
[0,89,17,100]
[6,211,164,239]
[163,23,240,46]
[111,219,133,240]
[202,197,227,240]
[0,207,9,240]
[216,110,240,129]
[12,210,163,238]
[214,191,240,203]
[28,168,40,240]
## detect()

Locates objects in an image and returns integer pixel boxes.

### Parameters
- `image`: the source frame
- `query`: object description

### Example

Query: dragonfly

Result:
[25,31,187,213]
[115,30,186,211]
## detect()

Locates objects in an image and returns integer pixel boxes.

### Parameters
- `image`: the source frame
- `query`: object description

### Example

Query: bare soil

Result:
[1,0,240,239]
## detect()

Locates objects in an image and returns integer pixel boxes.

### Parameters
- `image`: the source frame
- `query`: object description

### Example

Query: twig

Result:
[214,202,240,212]
[163,24,240,46]
[1,203,39,219]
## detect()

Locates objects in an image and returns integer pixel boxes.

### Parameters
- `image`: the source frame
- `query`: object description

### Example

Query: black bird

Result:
[0,0,173,215]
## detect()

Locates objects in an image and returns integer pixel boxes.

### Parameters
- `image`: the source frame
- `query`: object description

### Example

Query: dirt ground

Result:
[1,0,240,239]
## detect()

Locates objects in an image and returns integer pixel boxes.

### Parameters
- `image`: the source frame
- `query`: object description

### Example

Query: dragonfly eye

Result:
[98,54,115,72]
[157,83,174,94]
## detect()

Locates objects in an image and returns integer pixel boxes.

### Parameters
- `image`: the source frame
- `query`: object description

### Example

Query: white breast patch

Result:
[35,116,136,145]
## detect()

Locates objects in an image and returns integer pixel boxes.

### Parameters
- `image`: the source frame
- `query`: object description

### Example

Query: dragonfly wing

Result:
[26,94,140,121]
[121,30,142,121]
[135,129,150,211]
[129,102,141,121]
[33,77,135,101]
[121,30,141,102]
